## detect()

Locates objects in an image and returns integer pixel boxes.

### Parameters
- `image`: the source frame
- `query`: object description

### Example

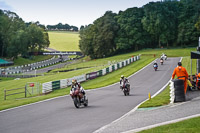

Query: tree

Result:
[116,7,151,51]
[79,25,95,58]
[79,11,119,59]
[142,1,179,48]
[26,24,49,52]
[195,17,200,30]
[177,0,200,46]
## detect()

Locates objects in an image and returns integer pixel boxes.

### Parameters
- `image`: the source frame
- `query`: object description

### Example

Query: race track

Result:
[0,57,180,133]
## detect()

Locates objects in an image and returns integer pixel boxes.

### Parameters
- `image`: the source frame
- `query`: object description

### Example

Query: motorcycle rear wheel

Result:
[84,99,88,107]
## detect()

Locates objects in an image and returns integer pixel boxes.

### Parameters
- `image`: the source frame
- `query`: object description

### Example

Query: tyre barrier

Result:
[174,79,184,87]
[173,79,185,102]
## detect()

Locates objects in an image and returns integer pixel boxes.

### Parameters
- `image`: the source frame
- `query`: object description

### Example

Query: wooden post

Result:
[4,89,6,100]
[25,85,27,98]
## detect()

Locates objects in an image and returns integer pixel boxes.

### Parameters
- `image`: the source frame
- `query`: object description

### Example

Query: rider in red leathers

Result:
[70,79,86,100]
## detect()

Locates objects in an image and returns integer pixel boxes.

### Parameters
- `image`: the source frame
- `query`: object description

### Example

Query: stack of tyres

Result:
[173,79,185,102]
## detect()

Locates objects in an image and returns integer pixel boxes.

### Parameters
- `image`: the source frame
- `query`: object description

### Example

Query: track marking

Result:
[94,57,181,133]
[123,114,200,133]
[93,78,171,133]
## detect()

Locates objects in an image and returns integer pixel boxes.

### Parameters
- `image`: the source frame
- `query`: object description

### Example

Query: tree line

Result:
[79,0,200,59]
[0,10,50,59]
[47,23,78,31]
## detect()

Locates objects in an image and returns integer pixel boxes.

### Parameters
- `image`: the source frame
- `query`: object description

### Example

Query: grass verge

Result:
[139,85,170,108]
[139,116,200,133]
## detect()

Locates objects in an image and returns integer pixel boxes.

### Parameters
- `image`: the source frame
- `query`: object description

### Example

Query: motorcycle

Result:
[120,81,130,96]
[161,54,167,60]
[160,59,164,65]
[70,87,88,108]
[153,64,158,71]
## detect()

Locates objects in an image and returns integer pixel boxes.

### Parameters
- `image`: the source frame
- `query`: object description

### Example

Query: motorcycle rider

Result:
[160,58,164,65]
[70,79,86,100]
[153,61,158,69]
[120,75,130,91]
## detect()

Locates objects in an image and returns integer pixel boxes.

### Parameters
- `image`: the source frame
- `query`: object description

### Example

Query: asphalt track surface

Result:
[0,57,180,133]
[96,89,200,133]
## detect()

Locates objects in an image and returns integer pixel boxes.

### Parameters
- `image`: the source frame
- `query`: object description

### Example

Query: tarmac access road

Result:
[0,57,180,133]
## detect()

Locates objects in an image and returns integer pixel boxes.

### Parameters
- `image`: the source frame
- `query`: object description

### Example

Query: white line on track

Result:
[94,57,182,133]
[93,78,171,133]
[123,113,200,133]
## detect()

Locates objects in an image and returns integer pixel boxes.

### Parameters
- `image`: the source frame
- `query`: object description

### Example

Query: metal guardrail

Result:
[0,74,39,78]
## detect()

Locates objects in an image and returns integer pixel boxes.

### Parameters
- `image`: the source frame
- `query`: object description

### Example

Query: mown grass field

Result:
[48,31,80,51]
[0,48,195,110]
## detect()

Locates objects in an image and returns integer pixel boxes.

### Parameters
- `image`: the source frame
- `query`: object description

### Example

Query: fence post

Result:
[25,85,27,98]
[4,89,6,100]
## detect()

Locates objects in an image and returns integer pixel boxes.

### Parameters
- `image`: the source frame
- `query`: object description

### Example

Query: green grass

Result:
[0,48,196,111]
[48,31,80,51]
[139,86,170,108]
[182,56,197,75]
[0,77,15,82]
[135,48,194,57]
[81,56,153,89]
[13,55,53,66]
[139,117,200,133]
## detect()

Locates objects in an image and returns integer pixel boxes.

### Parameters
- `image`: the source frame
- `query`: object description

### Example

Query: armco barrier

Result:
[60,79,68,88]
[87,72,98,80]
[42,82,52,93]
[42,74,86,94]
[52,80,60,90]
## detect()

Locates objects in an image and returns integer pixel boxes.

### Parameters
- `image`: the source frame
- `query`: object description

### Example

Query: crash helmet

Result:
[121,75,124,79]
[72,79,76,84]
[178,62,182,66]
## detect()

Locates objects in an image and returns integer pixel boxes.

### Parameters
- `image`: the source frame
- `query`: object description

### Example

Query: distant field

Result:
[48,31,80,51]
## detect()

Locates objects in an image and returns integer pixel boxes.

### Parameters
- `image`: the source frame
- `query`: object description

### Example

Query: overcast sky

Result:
[0,0,160,28]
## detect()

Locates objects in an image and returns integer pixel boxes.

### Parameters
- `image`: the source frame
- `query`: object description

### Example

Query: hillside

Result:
[48,31,80,51]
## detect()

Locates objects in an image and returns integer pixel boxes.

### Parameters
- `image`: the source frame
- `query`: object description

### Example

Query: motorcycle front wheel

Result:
[73,97,80,108]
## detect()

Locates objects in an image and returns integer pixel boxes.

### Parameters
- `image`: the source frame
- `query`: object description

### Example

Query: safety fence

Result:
[4,82,40,100]
[4,87,25,100]
[42,55,140,94]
